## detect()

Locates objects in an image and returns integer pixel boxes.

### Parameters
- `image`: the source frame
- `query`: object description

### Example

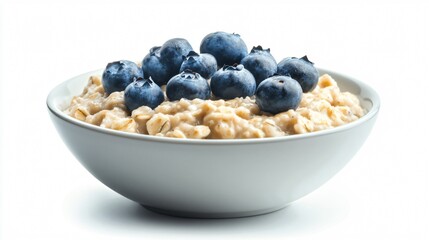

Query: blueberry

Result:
[159,38,193,79]
[241,46,277,86]
[179,51,217,79]
[210,64,256,99]
[200,32,248,68]
[102,60,143,95]
[142,46,171,86]
[124,77,165,111]
[256,75,303,114]
[277,56,319,93]
[166,70,211,101]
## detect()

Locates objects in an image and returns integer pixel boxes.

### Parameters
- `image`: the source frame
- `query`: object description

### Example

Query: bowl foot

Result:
[141,204,287,219]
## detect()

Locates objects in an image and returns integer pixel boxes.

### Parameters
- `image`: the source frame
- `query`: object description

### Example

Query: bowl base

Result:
[141,204,287,219]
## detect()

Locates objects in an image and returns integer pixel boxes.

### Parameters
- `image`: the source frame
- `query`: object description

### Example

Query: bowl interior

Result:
[49,70,100,112]
[47,68,380,143]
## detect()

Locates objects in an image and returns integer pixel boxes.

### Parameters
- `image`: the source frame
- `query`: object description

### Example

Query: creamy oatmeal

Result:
[65,74,365,139]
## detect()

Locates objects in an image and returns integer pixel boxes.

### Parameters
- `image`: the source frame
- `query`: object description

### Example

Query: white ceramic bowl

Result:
[47,69,380,218]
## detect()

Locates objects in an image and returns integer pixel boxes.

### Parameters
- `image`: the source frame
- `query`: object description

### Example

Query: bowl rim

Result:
[47,68,380,145]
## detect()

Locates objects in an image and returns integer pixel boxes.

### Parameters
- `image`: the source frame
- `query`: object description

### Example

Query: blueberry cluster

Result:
[101,31,320,114]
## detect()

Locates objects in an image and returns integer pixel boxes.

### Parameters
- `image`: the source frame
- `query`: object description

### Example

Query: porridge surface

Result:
[65,74,365,139]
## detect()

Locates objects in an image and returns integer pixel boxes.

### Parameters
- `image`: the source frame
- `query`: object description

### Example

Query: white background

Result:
[1,0,428,239]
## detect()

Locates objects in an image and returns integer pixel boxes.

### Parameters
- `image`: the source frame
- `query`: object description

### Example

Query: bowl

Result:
[47,68,380,218]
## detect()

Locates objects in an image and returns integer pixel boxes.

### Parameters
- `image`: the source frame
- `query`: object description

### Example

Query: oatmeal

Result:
[64,74,365,139]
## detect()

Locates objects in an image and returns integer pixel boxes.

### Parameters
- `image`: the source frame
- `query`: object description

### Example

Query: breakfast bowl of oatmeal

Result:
[47,33,380,218]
